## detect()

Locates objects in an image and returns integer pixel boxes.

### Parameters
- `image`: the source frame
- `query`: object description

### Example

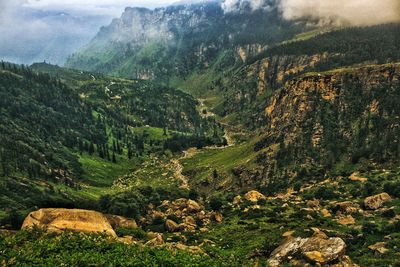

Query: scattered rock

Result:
[105,214,137,229]
[368,242,388,254]
[187,200,202,213]
[232,195,242,206]
[307,199,321,209]
[170,243,205,254]
[244,190,266,202]
[165,219,180,233]
[145,233,164,247]
[211,211,224,223]
[184,216,196,226]
[22,208,116,237]
[282,230,295,238]
[321,208,332,217]
[335,202,360,214]
[117,235,137,245]
[311,228,328,239]
[349,172,368,182]
[337,215,356,225]
[364,193,391,210]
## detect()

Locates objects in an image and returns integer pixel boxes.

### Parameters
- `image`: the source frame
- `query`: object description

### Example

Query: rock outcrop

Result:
[22,208,117,237]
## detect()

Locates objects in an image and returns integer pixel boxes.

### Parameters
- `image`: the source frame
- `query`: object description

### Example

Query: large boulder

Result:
[301,237,346,264]
[364,193,391,210]
[267,237,307,267]
[268,236,348,267]
[22,208,116,237]
[244,190,266,202]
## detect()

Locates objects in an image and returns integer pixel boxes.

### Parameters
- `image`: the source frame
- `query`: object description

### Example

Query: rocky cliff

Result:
[250,63,400,188]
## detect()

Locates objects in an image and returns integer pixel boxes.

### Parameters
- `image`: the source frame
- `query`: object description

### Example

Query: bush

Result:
[209,196,224,211]
[363,181,377,197]
[189,189,199,200]
[362,222,379,234]
[293,181,302,192]
[383,182,400,198]
[115,228,147,239]
[313,186,338,200]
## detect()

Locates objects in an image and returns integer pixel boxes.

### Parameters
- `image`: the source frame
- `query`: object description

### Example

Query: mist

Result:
[222,0,400,26]
[280,0,400,26]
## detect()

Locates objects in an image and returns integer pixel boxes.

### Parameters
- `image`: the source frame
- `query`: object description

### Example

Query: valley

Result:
[1,1,400,266]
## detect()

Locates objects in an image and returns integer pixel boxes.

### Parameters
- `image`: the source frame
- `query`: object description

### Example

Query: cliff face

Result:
[219,53,329,127]
[249,63,400,186]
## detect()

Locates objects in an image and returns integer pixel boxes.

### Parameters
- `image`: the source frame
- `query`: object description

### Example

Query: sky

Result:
[0,0,179,65]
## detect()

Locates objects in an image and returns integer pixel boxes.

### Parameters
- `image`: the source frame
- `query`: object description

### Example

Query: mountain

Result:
[65,2,309,79]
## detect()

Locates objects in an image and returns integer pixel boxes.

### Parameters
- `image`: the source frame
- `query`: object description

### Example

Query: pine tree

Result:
[88,142,95,155]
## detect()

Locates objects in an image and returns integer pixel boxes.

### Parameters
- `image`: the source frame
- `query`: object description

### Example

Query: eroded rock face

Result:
[364,193,392,210]
[268,235,349,267]
[22,208,117,237]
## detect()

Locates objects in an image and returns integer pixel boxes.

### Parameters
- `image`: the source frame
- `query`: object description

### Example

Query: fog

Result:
[0,0,177,65]
[279,0,400,26]
[222,0,400,26]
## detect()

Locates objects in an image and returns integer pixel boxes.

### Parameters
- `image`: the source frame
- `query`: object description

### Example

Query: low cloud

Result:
[280,0,400,26]
[222,0,400,26]
[222,0,275,13]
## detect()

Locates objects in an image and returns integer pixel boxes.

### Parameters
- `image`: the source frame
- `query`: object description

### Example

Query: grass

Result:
[0,230,234,266]
[181,138,259,194]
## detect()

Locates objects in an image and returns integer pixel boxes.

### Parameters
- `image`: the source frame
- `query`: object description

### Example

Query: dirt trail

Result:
[170,148,197,189]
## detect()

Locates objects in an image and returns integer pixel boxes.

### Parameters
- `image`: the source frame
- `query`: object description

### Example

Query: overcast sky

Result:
[22,0,177,16]
[0,0,181,64]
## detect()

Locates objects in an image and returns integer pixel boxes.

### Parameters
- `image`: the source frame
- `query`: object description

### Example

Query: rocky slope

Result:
[234,63,400,191]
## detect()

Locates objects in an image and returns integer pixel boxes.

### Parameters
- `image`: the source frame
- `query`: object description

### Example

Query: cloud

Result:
[222,0,400,26]
[279,0,400,26]
[221,0,275,13]
[23,0,175,16]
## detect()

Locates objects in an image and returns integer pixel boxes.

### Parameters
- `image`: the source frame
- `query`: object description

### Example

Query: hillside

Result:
[0,62,225,226]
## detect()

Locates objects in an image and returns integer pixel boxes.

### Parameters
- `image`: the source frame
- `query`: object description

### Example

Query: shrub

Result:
[362,222,379,234]
[313,186,338,200]
[383,182,400,198]
[209,196,224,211]
[293,181,302,192]
[189,189,199,200]
[115,228,147,239]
